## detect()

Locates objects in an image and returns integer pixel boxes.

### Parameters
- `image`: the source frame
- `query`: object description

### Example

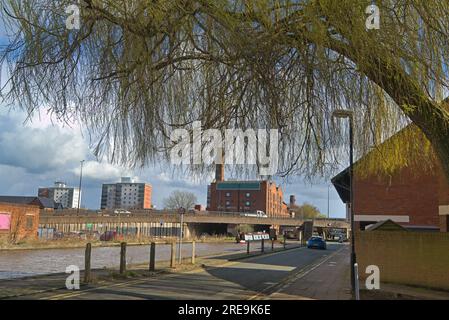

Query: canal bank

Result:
[0,241,303,299]
[0,240,295,280]
[0,236,235,251]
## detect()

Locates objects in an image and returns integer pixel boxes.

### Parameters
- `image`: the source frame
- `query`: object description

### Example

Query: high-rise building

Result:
[100,177,152,210]
[38,182,80,209]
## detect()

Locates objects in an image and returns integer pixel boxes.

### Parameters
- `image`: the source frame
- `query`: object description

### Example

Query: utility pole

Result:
[327,184,330,218]
[178,207,185,264]
[332,109,357,294]
[77,160,85,215]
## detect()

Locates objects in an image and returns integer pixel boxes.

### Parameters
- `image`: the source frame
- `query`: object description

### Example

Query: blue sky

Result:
[0,20,346,217]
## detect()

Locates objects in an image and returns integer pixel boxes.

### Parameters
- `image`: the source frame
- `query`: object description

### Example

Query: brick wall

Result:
[208,181,289,217]
[354,167,441,228]
[0,202,40,243]
[355,231,449,290]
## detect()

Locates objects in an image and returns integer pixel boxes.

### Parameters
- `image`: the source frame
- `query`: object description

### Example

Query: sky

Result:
[0,21,346,218]
[0,106,346,217]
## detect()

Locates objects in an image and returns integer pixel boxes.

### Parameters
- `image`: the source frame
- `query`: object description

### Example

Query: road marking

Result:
[248,246,346,300]
[45,278,146,300]
[42,245,309,300]
[269,247,346,297]
[44,265,216,300]
[214,262,295,272]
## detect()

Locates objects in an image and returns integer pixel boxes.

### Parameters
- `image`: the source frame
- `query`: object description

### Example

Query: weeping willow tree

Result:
[0,0,448,180]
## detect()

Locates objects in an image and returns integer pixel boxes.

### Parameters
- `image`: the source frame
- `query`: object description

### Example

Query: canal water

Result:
[0,241,274,279]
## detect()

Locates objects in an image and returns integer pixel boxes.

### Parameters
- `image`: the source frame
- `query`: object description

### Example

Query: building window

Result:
[245,201,250,206]
[245,193,250,198]
[26,216,34,229]
[225,201,230,206]
[225,192,231,197]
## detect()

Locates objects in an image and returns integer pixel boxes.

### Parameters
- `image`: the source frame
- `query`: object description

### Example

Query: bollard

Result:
[149,242,156,272]
[354,263,360,300]
[261,238,265,253]
[84,242,91,283]
[170,242,176,268]
[191,241,196,264]
[247,240,250,254]
[120,242,127,274]
[271,240,274,251]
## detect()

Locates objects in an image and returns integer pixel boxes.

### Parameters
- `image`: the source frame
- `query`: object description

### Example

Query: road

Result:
[10,243,350,300]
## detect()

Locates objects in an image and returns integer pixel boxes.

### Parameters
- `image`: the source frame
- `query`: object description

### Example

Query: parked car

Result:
[307,236,327,250]
[283,229,298,239]
[100,231,117,241]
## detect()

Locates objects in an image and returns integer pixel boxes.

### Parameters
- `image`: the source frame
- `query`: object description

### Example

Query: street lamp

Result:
[332,109,357,293]
[178,207,186,264]
[77,160,85,215]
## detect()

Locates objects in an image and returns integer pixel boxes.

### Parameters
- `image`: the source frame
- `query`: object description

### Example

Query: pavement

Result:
[360,282,449,300]
[1,243,351,300]
[5,242,448,300]
[265,244,352,300]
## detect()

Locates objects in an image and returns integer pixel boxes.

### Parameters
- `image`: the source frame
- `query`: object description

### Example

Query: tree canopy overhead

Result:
[1,0,448,179]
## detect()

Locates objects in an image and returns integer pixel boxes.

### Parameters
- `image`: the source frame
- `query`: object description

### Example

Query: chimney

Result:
[289,195,296,207]
[215,164,224,181]
[215,148,225,181]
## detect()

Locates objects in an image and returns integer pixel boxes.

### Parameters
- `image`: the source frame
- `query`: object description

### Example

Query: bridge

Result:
[38,210,350,239]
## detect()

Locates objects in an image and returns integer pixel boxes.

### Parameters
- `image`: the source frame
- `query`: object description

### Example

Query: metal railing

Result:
[41,209,348,226]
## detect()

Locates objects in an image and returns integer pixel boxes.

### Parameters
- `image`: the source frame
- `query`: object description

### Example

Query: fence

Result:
[355,231,449,290]
[37,222,182,240]
[79,238,299,283]
[82,240,197,282]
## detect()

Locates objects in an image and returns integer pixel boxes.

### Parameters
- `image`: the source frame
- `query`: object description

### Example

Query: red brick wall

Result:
[354,167,441,228]
[208,181,289,217]
[0,202,40,242]
[208,182,267,213]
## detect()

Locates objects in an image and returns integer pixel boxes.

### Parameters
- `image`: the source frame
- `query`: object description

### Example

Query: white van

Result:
[256,210,268,218]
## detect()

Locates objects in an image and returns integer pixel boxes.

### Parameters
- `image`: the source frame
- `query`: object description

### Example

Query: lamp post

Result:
[327,184,330,219]
[77,160,85,215]
[332,109,357,293]
[178,207,185,264]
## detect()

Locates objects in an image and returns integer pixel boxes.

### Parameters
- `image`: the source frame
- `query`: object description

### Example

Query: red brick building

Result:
[332,128,449,232]
[0,202,40,243]
[207,180,289,217]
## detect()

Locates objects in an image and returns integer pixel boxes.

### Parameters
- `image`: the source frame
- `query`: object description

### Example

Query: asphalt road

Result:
[13,243,346,300]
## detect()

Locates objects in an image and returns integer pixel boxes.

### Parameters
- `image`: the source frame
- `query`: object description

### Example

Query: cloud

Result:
[0,112,86,174]
[155,172,172,183]
[72,160,132,183]
[0,108,347,217]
